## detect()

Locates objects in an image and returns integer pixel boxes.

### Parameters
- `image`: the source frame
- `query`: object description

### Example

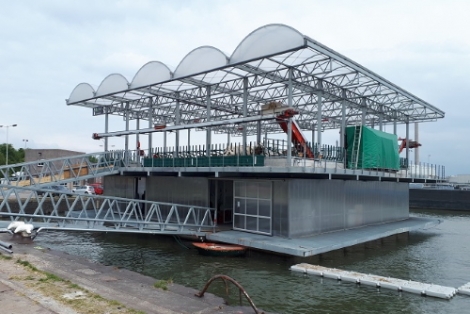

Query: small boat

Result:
[192,242,247,257]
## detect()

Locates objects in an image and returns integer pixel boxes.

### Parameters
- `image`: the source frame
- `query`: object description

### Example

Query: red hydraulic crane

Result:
[398,137,422,153]
[276,109,315,158]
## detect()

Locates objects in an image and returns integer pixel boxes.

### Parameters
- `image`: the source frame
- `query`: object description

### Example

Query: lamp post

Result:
[23,139,28,149]
[0,124,17,166]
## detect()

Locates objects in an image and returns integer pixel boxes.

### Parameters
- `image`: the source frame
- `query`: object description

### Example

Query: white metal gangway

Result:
[0,151,216,237]
[0,150,134,187]
[0,185,216,237]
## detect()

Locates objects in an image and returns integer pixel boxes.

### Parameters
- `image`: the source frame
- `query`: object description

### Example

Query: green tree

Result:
[0,144,25,177]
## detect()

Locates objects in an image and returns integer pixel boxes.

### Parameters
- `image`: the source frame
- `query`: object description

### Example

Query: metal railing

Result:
[137,144,445,181]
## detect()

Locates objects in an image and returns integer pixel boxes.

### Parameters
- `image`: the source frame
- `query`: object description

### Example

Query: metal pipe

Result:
[0,240,13,249]
[0,245,13,254]
[196,274,263,314]
[92,113,277,139]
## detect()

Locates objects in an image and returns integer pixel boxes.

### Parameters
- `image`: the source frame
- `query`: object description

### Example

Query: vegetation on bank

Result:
[153,278,173,290]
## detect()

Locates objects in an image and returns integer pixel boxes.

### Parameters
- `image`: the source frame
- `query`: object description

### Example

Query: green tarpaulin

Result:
[346,126,399,170]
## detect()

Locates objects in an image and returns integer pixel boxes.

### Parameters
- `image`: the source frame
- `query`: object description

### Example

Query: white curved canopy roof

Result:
[67,23,444,136]
[174,46,228,78]
[131,61,172,89]
[231,24,304,63]
[96,74,129,97]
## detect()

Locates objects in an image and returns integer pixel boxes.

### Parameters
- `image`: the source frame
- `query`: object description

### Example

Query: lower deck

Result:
[207,217,439,257]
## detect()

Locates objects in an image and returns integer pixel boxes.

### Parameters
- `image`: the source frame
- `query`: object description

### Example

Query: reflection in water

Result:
[35,209,470,314]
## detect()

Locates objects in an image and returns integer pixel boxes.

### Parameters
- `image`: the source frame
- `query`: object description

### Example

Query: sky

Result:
[1,0,469,175]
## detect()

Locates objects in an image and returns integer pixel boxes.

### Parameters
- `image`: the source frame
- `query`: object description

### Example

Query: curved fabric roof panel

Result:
[67,83,95,104]
[174,46,228,78]
[230,24,305,64]
[130,61,172,89]
[67,23,444,135]
[96,74,129,97]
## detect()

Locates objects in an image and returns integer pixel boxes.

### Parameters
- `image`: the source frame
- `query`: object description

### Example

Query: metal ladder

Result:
[350,125,362,169]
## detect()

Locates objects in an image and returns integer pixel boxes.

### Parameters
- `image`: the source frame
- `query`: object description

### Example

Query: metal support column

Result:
[125,102,129,151]
[242,78,248,154]
[136,118,140,151]
[287,118,292,166]
[206,86,211,156]
[379,105,383,131]
[415,123,419,165]
[361,98,366,126]
[188,129,191,148]
[311,124,315,148]
[393,111,397,135]
[104,111,109,151]
[148,98,153,156]
[316,87,323,155]
[287,69,293,165]
[340,92,346,148]
[164,132,167,155]
[405,117,410,168]
[175,98,180,157]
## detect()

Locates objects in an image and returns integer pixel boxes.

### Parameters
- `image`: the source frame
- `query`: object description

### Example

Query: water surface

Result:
[35,209,470,314]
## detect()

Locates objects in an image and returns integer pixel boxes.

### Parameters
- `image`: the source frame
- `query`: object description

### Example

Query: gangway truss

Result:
[0,150,132,188]
[0,186,216,237]
[0,152,216,237]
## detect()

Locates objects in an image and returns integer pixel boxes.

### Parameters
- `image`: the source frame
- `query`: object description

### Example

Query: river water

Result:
[33,209,470,314]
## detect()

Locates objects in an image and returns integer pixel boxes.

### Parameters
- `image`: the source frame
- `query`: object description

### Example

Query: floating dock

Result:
[290,263,470,300]
[457,282,470,296]
[207,217,439,257]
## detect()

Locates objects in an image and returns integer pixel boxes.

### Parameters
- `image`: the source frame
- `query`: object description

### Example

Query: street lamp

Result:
[0,124,17,166]
[23,139,28,149]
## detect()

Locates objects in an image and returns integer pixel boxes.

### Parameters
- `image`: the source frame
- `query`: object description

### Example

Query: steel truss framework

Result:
[67,24,444,139]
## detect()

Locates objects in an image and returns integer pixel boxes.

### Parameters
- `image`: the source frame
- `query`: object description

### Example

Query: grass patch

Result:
[16,259,39,271]
[69,283,81,289]
[0,254,13,261]
[38,272,63,283]
[153,279,173,291]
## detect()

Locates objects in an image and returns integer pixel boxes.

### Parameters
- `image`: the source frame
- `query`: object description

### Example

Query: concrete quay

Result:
[0,233,264,314]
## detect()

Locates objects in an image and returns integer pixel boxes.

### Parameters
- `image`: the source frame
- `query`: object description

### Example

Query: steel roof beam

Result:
[92,113,279,139]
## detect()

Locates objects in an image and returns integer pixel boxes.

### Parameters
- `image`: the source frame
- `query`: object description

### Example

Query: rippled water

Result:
[34,209,470,314]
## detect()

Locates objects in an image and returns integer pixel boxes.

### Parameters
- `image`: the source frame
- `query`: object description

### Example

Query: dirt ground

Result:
[0,233,262,314]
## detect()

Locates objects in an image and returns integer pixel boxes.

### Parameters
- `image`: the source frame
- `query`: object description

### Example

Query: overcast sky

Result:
[1,0,469,175]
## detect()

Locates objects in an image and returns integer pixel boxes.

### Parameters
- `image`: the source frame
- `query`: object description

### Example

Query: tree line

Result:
[0,144,25,166]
